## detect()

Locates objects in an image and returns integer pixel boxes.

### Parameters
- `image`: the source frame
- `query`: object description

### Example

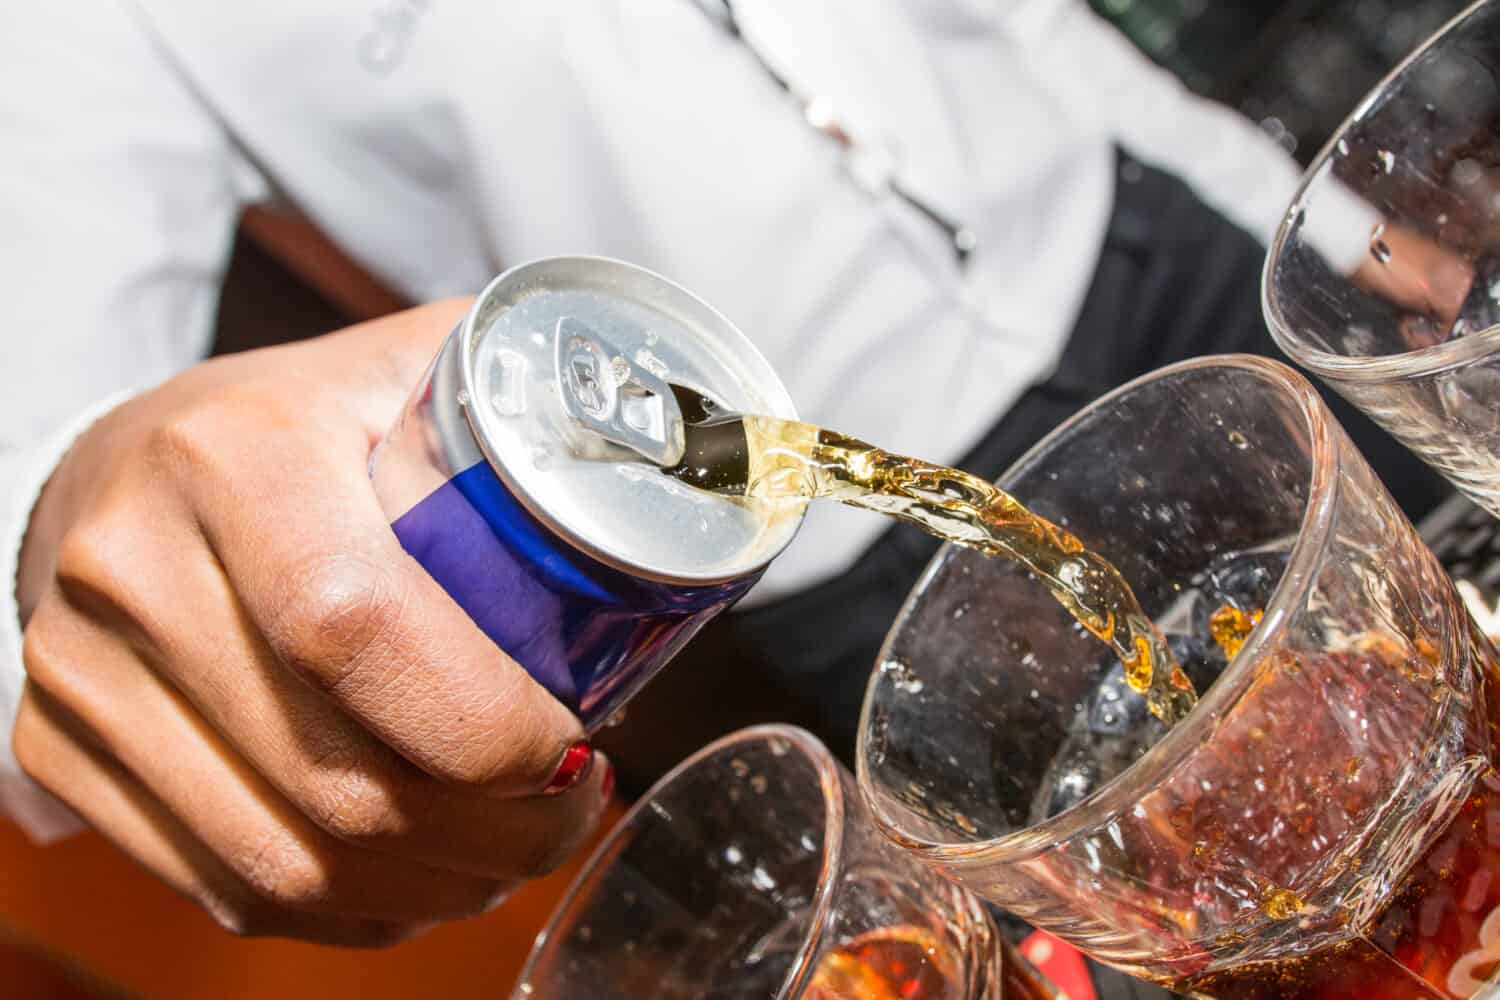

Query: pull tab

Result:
[555,317,686,467]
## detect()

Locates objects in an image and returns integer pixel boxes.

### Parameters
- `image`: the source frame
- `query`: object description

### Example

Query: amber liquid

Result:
[1177,774,1500,999]
[731,416,1198,725]
[1132,618,1500,1000]
[805,926,1055,1000]
[806,926,959,1000]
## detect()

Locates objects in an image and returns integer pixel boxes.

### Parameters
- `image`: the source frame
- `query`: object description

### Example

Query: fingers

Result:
[26,580,609,886]
[79,533,610,879]
[143,367,586,800]
[19,595,613,928]
[12,683,425,949]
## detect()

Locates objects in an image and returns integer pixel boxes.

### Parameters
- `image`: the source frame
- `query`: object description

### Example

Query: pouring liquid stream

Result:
[662,391,1199,726]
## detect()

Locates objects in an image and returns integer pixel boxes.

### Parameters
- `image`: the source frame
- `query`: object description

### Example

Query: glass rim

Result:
[1263,0,1500,385]
[855,354,1341,864]
[513,724,847,1000]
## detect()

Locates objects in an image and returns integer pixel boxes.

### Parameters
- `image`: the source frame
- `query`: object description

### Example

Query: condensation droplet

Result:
[489,349,528,416]
[633,348,670,379]
[879,658,925,694]
[608,356,632,387]
[1370,221,1393,265]
[1228,430,1249,450]
[724,844,744,865]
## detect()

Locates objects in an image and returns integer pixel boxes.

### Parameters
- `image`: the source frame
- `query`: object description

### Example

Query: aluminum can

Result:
[370,257,803,729]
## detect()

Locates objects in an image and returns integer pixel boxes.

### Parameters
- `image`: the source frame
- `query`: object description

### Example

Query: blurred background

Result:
[1088,0,1469,162]
[2,1,1480,997]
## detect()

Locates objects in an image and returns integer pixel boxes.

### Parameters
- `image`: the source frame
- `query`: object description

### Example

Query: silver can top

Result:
[456,257,805,584]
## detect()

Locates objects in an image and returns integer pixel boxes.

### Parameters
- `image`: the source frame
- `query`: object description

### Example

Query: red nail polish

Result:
[601,762,616,801]
[544,741,594,795]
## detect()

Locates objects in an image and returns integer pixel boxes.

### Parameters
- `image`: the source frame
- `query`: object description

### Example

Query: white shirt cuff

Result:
[1,389,138,843]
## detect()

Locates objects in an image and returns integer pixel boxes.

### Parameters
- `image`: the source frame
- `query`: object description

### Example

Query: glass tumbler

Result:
[1265,0,1500,513]
[858,355,1500,999]
[512,725,1056,999]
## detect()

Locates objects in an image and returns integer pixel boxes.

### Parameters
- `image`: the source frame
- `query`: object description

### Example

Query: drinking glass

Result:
[512,725,1056,999]
[1265,0,1500,513]
[858,355,1500,998]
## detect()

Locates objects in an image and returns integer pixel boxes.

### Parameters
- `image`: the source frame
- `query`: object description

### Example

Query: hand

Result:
[1354,223,1476,342]
[13,301,611,947]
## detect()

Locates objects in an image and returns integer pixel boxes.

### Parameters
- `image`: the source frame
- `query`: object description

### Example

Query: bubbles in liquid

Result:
[1209,605,1263,660]
[1228,430,1250,450]
[1259,885,1308,920]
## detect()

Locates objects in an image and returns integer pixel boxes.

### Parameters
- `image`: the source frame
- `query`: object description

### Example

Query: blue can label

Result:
[391,458,759,729]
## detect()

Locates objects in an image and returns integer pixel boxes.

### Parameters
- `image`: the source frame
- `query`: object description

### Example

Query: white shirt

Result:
[0,0,1370,837]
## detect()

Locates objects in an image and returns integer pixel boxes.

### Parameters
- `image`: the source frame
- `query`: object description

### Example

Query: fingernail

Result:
[601,762,616,802]
[544,740,594,795]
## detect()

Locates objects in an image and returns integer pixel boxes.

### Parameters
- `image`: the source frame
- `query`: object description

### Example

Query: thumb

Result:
[322,297,476,438]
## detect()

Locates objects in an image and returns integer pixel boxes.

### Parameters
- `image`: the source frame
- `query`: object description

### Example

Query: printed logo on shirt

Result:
[358,0,431,75]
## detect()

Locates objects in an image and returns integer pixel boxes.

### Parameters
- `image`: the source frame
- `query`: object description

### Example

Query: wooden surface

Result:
[0,807,622,998]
